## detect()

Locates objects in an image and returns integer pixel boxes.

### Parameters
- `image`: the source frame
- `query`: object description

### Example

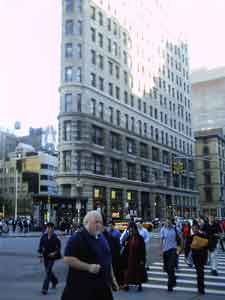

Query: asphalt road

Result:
[0,232,223,300]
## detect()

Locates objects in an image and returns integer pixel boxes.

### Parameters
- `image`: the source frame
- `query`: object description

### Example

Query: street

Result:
[0,232,225,300]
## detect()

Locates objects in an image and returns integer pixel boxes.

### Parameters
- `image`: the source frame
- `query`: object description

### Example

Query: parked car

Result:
[114,219,153,232]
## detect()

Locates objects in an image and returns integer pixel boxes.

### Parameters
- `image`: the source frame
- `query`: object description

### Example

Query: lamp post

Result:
[15,152,22,220]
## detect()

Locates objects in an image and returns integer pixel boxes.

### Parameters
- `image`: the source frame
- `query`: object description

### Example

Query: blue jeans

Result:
[42,259,58,291]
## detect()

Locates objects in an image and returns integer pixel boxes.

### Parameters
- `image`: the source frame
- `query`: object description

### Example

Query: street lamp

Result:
[15,152,22,220]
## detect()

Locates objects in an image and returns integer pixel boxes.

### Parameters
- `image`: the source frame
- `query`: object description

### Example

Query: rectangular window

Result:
[108,83,113,96]
[152,147,160,162]
[138,98,141,111]
[91,6,96,20]
[140,142,148,158]
[77,44,82,58]
[77,20,82,35]
[76,120,82,140]
[138,120,142,136]
[63,151,72,172]
[127,162,136,180]
[99,102,104,119]
[99,55,104,69]
[99,77,104,91]
[131,116,135,132]
[65,93,73,112]
[115,86,120,100]
[91,73,96,87]
[110,159,122,178]
[127,138,136,155]
[108,38,112,52]
[116,110,121,126]
[65,0,74,12]
[65,66,73,82]
[98,33,103,48]
[91,98,96,116]
[125,114,129,130]
[91,27,96,42]
[77,94,82,112]
[99,12,103,25]
[65,43,73,58]
[92,125,104,145]
[108,61,113,75]
[110,132,121,150]
[92,154,104,175]
[141,166,149,182]
[131,95,134,107]
[63,121,72,141]
[115,65,120,79]
[76,67,82,82]
[124,91,128,104]
[65,20,74,35]
[107,18,111,31]
[109,107,114,123]
[91,49,96,64]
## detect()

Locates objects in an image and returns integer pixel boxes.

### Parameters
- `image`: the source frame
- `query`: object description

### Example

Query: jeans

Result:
[163,248,177,289]
[209,244,218,271]
[42,259,58,291]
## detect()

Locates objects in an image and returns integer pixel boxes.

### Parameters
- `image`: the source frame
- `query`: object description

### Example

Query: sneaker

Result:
[41,289,47,295]
[168,287,173,292]
[211,270,218,276]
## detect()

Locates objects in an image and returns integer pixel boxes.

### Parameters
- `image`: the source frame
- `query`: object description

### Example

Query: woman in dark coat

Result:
[185,223,208,295]
[122,223,146,291]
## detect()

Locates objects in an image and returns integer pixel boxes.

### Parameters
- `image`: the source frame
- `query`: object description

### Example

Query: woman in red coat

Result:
[122,223,146,291]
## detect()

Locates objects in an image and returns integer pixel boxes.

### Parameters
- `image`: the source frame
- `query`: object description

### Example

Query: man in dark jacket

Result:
[38,222,61,295]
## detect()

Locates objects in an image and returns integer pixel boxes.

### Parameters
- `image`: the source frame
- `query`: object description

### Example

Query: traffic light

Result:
[172,161,184,174]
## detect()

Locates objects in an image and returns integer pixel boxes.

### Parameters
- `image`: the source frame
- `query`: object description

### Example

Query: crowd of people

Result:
[37,211,225,299]
[160,215,225,295]
[0,216,34,234]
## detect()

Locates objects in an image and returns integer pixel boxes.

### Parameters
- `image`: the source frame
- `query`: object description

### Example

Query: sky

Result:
[0,0,225,135]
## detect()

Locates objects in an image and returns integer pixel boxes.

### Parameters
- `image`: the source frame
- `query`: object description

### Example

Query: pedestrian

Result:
[205,215,222,276]
[12,219,17,233]
[122,223,146,292]
[186,223,208,295]
[136,219,151,269]
[160,217,180,292]
[61,210,119,300]
[38,222,61,295]
[104,222,123,287]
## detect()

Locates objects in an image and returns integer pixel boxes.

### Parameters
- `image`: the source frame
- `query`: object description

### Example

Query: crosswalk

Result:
[144,251,225,295]
[150,232,160,239]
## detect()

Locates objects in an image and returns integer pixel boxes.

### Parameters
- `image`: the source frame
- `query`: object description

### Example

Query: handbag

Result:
[191,235,208,250]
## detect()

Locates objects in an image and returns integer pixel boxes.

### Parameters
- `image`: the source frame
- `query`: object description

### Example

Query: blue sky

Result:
[0,0,225,135]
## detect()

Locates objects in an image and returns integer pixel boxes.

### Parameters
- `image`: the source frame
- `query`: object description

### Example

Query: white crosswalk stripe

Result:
[146,251,225,295]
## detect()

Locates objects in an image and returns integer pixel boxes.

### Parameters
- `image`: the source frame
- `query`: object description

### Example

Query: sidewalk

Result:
[1,230,70,238]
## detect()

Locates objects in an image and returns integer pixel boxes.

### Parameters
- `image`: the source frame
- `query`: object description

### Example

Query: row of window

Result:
[61,150,195,189]
[61,116,193,156]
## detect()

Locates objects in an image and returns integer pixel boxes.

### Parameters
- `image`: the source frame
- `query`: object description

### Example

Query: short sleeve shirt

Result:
[160,226,177,252]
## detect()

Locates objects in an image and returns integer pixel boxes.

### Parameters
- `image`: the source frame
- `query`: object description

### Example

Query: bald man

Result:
[61,211,118,300]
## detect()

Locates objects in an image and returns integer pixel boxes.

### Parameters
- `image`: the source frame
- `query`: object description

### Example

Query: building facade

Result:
[56,0,198,221]
[195,128,225,217]
[0,144,58,217]
[192,67,225,131]
[0,130,17,160]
